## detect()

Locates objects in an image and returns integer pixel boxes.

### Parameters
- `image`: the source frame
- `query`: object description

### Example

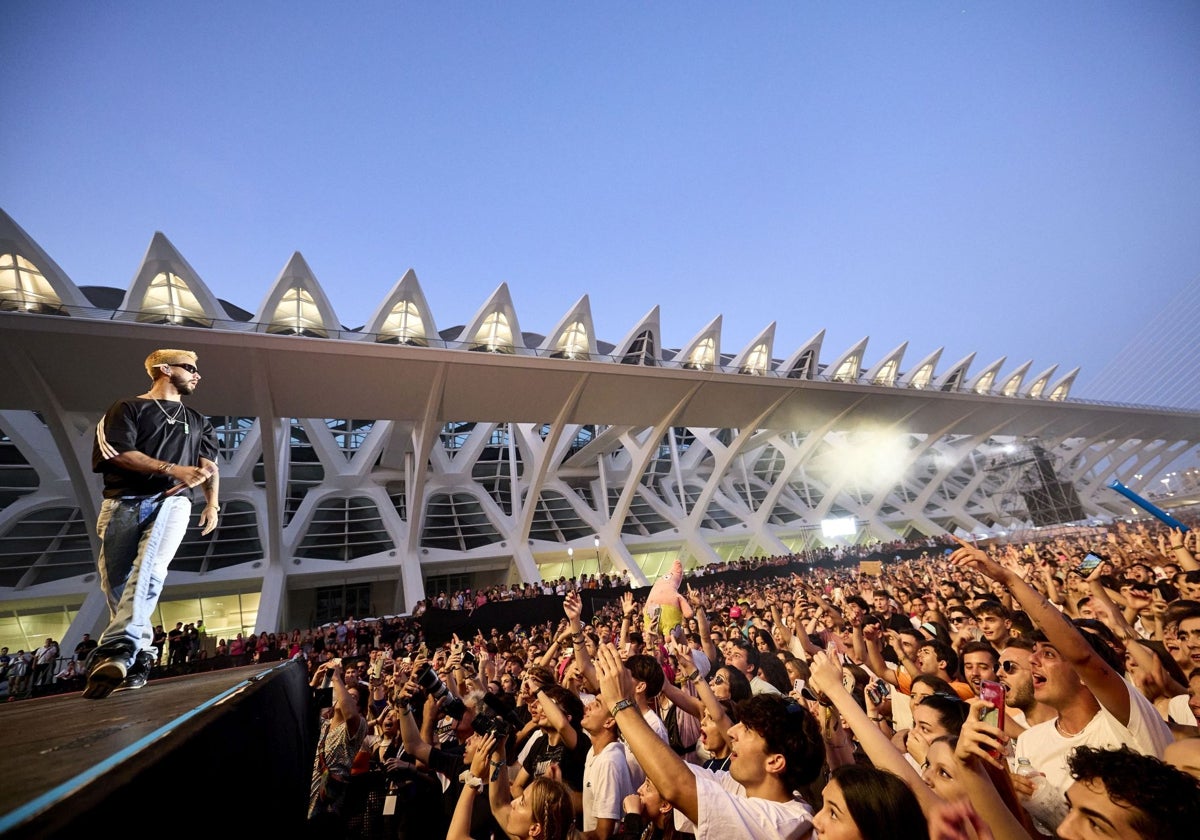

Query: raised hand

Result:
[621,592,636,618]
[563,590,582,623]
[669,640,695,673]
[594,642,635,708]
[927,800,997,840]
[954,698,1009,770]
[948,538,1008,582]
[470,731,497,778]
[806,650,844,698]
[1169,527,1187,549]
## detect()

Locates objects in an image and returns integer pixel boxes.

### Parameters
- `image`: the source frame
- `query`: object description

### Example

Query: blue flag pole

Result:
[1107,480,1190,532]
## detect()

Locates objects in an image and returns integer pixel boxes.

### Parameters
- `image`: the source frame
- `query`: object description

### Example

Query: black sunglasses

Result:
[709,674,727,686]
[999,660,1020,674]
[166,362,199,374]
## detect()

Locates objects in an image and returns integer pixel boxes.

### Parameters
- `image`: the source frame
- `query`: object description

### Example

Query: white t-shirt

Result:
[1168,693,1197,726]
[750,676,782,696]
[890,686,915,732]
[582,740,635,832]
[1015,679,1173,832]
[672,764,814,840]
[624,708,670,790]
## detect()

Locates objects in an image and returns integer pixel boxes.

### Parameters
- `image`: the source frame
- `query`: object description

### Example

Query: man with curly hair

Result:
[1058,745,1200,840]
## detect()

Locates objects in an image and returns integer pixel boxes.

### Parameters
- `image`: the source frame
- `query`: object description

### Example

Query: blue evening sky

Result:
[3,2,1198,395]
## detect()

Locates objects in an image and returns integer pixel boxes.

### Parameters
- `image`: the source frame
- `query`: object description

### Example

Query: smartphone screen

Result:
[1077,553,1103,574]
[979,680,1006,734]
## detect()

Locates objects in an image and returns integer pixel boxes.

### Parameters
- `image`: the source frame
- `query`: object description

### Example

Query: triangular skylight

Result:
[118,231,229,327]
[1026,365,1058,399]
[0,208,92,316]
[614,306,661,366]
[732,323,776,376]
[968,357,1007,395]
[365,268,437,346]
[827,337,869,383]
[782,329,826,380]
[538,295,598,360]
[999,361,1032,397]
[675,315,722,371]
[462,283,523,354]
[256,252,341,338]
[1046,367,1079,402]
[934,352,976,392]
[901,347,943,389]
[865,341,908,386]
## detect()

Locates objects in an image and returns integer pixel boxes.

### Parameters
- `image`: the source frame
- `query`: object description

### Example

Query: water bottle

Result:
[1015,757,1044,793]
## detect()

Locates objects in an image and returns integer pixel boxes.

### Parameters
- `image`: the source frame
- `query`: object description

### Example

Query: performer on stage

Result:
[83,349,219,699]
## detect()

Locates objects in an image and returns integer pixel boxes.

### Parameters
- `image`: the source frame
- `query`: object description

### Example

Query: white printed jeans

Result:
[91,494,191,668]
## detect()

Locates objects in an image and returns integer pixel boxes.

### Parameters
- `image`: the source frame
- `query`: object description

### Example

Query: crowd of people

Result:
[7,508,1200,839]
[298,515,1200,840]
[410,541,917,616]
[54,346,1200,838]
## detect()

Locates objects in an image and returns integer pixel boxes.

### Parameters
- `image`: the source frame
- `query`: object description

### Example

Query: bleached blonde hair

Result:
[144,349,198,379]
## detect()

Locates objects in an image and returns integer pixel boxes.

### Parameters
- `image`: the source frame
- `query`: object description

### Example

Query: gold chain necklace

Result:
[1054,716,1085,738]
[153,399,189,435]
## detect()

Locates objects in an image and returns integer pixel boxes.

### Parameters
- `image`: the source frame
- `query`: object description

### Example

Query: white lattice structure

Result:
[1,207,1197,643]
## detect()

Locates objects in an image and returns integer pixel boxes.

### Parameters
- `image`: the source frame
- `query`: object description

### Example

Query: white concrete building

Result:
[1,207,1197,651]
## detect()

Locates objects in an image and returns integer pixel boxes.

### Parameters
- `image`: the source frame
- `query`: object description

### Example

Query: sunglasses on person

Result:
[999,660,1020,674]
[709,674,727,686]
[166,362,199,374]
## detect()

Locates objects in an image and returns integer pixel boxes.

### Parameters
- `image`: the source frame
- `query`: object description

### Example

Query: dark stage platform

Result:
[0,658,314,838]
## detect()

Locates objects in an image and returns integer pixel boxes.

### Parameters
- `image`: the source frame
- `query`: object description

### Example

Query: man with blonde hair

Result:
[84,349,219,698]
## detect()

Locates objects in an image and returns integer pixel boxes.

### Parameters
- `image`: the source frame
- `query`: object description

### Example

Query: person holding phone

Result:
[948,538,1172,835]
[978,680,1006,733]
[807,651,1036,840]
[307,658,366,834]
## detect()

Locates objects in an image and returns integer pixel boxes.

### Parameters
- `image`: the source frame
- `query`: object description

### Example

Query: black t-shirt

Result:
[92,397,218,499]
[521,728,589,792]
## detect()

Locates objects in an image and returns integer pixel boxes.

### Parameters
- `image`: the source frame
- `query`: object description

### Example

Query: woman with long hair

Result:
[448,730,577,840]
[812,764,929,840]
[657,643,740,769]
[921,731,1039,839]
[707,664,752,704]
[906,690,970,768]
[757,653,793,694]
[807,651,1035,840]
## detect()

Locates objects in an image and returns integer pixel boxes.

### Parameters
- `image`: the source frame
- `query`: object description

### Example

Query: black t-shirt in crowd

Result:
[520,727,589,792]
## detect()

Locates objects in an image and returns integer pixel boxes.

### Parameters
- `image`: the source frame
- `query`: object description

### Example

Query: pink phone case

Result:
[980,680,1005,731]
